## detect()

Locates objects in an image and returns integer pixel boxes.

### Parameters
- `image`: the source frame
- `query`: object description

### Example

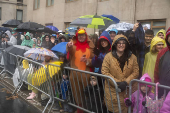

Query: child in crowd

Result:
[37,39,41,47]
[125,73,154,113]
[84,75,104,113]
[144,29,154,54]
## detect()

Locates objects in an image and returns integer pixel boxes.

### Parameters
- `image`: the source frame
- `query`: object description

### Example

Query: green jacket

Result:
[21,32,34,47]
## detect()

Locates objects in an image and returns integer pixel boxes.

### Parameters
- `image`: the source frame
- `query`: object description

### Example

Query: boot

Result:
[26,92,36,100]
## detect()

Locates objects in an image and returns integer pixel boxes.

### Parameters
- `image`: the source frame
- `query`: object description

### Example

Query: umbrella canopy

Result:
[70,15,113,29]
[37,27,57,34]
[2,19,22,28]
[0,27,12,32]
[101,14,120,24]
[46,26,59,32]
[5,45,31,56]
[24,47,58,61]
[51,42,68,54]
[105,22,134,31]
[16,21,44,32]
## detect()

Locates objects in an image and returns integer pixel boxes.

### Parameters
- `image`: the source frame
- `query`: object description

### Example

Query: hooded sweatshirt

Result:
[156,29,166,47]
[128,73,154,113]
[143,37,164,82]
[4,30,17,45]
[92,31,112,74]
[21,32,34,47]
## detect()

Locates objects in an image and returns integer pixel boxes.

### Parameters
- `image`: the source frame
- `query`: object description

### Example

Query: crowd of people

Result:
[0,23,170,113]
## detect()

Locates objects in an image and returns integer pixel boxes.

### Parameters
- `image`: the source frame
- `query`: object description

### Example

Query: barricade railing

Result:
[47,63,122,113]
[13,55,53,113]
[0,48,5,75]
[128,79,170,113]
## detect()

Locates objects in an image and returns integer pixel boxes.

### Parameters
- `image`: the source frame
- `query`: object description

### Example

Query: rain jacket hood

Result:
[5,30,12,38]
[21,32,34,47]
[156,29,166,39]
[140,73,152,87]
[98,31,112,50]
[166,27,170,50]
[150,36,164,53]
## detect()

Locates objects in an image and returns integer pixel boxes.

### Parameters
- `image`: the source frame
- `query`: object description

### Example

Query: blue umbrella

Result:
[51,42,68,54]
[46,25,59,32]
[101,14,120,24]
[66,27,77,32]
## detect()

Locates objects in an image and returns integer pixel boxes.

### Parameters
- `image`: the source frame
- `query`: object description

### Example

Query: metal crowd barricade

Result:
[0,48,5,74]
[13,55,53,113]
[0,49,17,78]
[128,79,170,113]
[47,63,122,113]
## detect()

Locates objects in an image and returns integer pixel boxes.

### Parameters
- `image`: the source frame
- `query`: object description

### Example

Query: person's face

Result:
[59,56,65,62]
[92,38,97,44]
[63,75,68,80]
[116,40,126,52]
[5,34,9,38]
[90,79,97,86]
[26,36,30,40]
[145,34,153,44]
[33,39,36,43]
[110,31,116,40]
[32,44,36,48]
[101,39,109,48]
[37,40,41,44]
[37,37,40,39]
[167,35,170,44]
[61,38,66,42]
[44,55,51,62]
[155,44,164,52]
[144,26,148,31]
[78,34,86,42]
[51,37,55,40]
[45,36,49,42]
[140,85,149,94]
[158,33,164,39]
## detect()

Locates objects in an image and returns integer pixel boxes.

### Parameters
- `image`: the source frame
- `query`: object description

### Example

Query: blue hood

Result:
[98,31,112,46]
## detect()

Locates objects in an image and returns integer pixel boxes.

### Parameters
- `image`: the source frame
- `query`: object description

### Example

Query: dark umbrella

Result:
[0,27,12,32]
[2,19,22,28]
[5,45,31,56]
[16,21,44,32]
[37,27,56,34]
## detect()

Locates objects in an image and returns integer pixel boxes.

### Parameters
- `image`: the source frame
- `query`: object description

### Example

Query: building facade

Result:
[0,0,27,26]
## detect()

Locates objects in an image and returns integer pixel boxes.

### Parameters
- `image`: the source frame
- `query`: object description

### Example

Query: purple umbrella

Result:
[46,25,59,32]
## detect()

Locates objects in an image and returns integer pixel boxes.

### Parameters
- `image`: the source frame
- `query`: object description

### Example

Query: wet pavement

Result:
[0,83,40,113]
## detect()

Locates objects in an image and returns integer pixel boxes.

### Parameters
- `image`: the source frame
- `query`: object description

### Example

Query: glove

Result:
[125,99,132,106]
[142,101,146,106]
[93,47,100,56]
[117,81,128,92]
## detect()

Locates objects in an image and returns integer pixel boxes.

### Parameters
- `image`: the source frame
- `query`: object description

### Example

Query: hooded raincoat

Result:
[160,91,170,113]
[101,35,139,113]
[156,29,166,47]
[92,31,112,74]
[66,29,94,105]
[128,74,154,113]
[143,37,164,82]
[154,27,170,97]
[4,30,17,45]
[21,32,34,47]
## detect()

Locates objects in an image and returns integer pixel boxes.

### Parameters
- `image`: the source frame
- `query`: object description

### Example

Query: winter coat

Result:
[160,91,170,113]
[21,32,34,47]
[92,31,112,74]
[84,84,104,113]
[129,74,154,113]
[4,30,17,45]
[154,27,170,97]
[102,34,139,113]
[143,37,164,82]
[66,32,94,104]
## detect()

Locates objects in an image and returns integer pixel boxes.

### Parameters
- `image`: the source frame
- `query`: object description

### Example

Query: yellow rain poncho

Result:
[143,36,164,82]
[156,29,166,47]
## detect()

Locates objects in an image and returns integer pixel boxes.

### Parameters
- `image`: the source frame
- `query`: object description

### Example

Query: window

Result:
[65,22,71,29]
[46,0,54,7]
[33,0,40,10]
[45,23,53,26]
[0,7,1,20]
[16,10,23,21]
[17,0,23,3]
[138,19,166,36]
[65,0,78,3]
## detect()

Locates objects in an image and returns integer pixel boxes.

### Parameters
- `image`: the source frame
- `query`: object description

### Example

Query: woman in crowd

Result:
[102,34,139,113]
[41,34,55,49]
[21,32,34,48]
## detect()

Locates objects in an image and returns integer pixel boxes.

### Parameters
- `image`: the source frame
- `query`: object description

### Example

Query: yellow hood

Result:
[156,29,166,39]
[150,36,164,53]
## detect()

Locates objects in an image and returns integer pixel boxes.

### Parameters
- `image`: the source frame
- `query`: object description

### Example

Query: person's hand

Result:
[67,42,73,48]
[51,38,55,43]
[132,23,139,32]
[117,81,128,92]
[125,99,132,106]
[93,47,100,57]
[4,38,8,42]
[80,55,87,63]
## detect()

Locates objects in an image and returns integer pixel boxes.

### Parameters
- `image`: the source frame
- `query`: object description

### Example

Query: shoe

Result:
[26,92,36,100]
